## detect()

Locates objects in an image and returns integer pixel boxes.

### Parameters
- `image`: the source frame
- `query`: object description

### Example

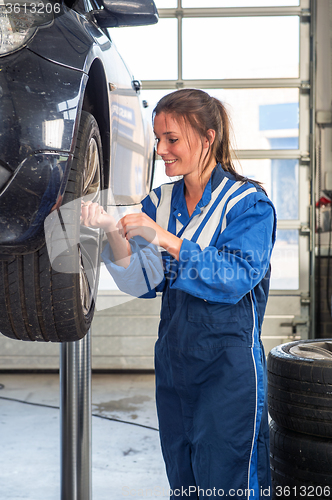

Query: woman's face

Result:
[154,112,204,180]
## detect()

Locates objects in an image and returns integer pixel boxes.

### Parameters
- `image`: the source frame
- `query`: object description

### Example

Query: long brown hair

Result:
[153,88,249,183]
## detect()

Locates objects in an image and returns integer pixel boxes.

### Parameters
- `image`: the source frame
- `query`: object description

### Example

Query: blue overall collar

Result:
[171,164,225,224]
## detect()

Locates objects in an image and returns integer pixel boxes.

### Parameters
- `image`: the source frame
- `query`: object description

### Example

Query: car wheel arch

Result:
[82,58,110,191]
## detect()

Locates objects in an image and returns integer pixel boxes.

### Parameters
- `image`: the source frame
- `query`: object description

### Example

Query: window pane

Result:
[211,88,299,150]
[140,88,174,120]
[234,159,299,220]
[183,0,299,7]
[183,17,299,79]
[109,19,178,80]
[270,230,299,290]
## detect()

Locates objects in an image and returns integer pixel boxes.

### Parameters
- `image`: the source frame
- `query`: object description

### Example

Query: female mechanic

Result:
[81,88,276,500]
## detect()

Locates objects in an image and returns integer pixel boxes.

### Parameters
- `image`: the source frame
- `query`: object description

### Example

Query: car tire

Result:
[0,111,103,342]
[270,420,332,499]
[267,339,332,438]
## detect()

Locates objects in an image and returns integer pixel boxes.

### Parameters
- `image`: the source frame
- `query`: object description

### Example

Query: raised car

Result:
[0,0,158,342]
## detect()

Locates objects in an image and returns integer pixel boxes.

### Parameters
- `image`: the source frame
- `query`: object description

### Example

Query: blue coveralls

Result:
[102,163,276,500]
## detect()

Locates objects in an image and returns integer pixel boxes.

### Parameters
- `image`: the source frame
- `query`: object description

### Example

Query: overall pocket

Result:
[186,296,252,349]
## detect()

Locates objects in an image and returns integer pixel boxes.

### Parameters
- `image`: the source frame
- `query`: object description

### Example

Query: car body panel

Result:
[27,6,99,72]
[0,0,156,254]
[0,154,71,254]
[0,49,87,169]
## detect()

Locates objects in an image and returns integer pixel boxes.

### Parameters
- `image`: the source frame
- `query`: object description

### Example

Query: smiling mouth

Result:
[164,159,177,164]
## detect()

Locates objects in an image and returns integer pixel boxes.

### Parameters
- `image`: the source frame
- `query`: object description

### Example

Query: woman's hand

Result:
[117,213,160,246]
[81,200,132,268]
[80,200,116,233]
[118,213,183,261]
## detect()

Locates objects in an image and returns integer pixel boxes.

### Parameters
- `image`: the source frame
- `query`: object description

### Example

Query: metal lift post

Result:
[60,330,92,500]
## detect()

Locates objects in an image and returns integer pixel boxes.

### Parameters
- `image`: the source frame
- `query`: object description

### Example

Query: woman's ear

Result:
[205,129,216,147]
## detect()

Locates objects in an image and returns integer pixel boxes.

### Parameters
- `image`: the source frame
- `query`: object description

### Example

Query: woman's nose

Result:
[156,139,168,156]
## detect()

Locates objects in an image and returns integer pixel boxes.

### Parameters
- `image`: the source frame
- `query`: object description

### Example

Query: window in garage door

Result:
[104,0,313,366]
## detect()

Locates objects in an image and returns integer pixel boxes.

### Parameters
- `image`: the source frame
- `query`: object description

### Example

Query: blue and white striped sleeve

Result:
[101,188,165,298]
[170,194,276,304]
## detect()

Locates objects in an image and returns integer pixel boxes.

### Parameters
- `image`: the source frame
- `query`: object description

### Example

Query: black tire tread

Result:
[270,421,332,499]
[0,111,102,342]
[268,340,332,438]
[22,252,48,341]
[0,259,21,340]
[38,245,60,342]
[6,258,34,341]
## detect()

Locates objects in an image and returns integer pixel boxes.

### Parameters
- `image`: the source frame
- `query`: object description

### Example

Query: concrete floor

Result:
[0,372,169,500]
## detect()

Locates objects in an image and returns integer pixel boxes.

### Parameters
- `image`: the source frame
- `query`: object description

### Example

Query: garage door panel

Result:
[91,356,154,370]
[0,336,58,356]
[96,293,162,316]
[92,316,160,337]
[265,295,301,316]
[92,335,156,357]
[261,316,299,337]
[0,354,58,370]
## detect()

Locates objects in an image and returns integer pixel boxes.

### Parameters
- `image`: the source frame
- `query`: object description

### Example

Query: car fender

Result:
[0,48,88,170]
[0,49,88,253]
[27,5,95,72]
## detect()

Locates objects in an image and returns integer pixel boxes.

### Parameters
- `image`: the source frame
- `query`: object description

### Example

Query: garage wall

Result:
[315,0,332,200]
[315,0,332,337]
[316,0,332,126]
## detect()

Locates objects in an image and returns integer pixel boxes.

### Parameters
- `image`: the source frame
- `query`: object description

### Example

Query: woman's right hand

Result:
[81,200,132,267]
[80,200,117,233]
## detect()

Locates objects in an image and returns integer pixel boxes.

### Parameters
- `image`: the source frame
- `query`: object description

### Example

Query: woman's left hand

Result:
[118,213,182,260]
[117,213,162,246]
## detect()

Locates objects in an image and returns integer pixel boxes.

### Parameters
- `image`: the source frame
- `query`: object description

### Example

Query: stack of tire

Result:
[268,339,332,500]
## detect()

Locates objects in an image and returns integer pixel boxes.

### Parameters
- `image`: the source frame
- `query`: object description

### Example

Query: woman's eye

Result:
[169,138,178,144]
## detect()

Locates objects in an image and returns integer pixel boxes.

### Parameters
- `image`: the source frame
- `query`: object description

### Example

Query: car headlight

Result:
[0,1,57,56]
